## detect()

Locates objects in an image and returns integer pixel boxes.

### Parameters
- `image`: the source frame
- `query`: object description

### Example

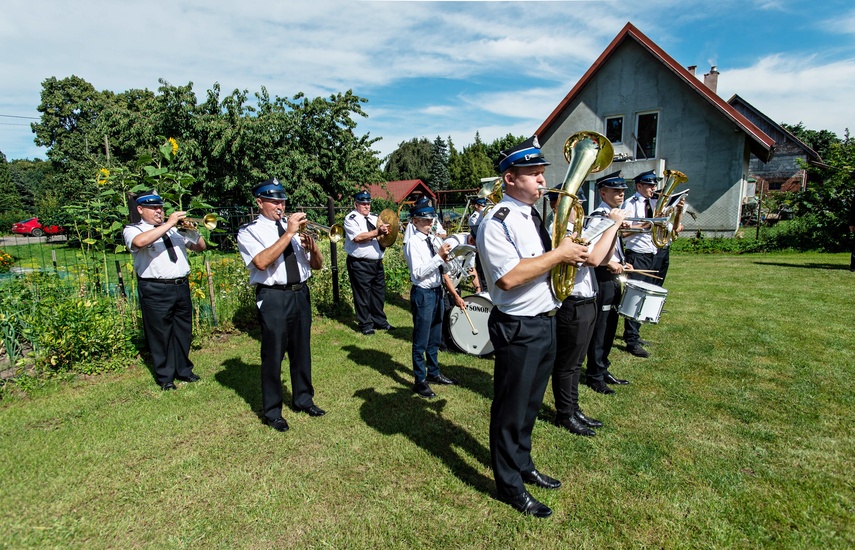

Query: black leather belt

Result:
[566,295,597,305]
[349,257,382,263]
[257,283,305,291]
[536,308,560,317]
[138,276,188,285]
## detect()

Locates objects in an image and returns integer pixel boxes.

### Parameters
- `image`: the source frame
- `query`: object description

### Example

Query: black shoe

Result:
[574,409,603,428]
[160,382,177,391]
[521,469,562,490]
[500,490,553,518]
[266,417,289,432]
[586,380,615,395]
[555,414,596,436]
[622,335,650,346]
[297,405,326,417]
[604,373,629,385]
[426,373,458,385]
[376,324,394,331]
[177,373,201,383]
[413,381,436,399]
[626,344,650,358]
[361,328,375,335]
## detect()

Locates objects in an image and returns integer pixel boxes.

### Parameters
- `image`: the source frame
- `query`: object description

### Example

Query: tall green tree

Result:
[427,136,450,191]
[450,132,495,190]
[0,151,22,213]
[383,137,432,182]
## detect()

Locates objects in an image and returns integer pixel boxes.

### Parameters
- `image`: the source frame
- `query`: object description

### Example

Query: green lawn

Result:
[1,252,853,548]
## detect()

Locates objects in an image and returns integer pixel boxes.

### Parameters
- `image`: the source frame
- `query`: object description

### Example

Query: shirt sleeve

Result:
[237,227,265,267]
[477,217,521,283]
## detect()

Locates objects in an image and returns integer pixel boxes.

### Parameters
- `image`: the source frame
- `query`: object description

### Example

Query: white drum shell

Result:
[618,280,668,324]
[449,294,494,356]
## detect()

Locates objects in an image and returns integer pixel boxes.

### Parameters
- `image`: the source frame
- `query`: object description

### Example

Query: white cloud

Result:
[718,54,855,135]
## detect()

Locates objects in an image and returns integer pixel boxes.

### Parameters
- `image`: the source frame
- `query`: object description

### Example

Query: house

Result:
[535,22,776,236]
[727,94,821,193]
[366,179,435,204]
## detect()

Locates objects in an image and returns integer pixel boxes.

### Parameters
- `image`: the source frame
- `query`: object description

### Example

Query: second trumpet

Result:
[302,220,345,243]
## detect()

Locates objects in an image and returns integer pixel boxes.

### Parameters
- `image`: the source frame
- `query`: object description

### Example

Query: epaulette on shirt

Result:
[238,220,258,230]
[348,212,357,219]
[491,207,510,222]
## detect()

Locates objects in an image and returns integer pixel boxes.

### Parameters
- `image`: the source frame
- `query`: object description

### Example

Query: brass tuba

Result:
[651,169,688,248]
[549,131,614,301]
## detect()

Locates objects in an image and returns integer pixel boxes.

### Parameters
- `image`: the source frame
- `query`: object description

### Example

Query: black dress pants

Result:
[587,276,622,383]
[488,308,556,499]
[552,298,596,419]
[138,279,195,385]
[623,250,658,346]
[256,285,315,420]
[346,256,389,331]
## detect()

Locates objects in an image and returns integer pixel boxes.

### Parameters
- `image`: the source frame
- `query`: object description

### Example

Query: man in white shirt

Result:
[404,203,461,398]
[621,171,660,357]
[476,136,589,518]
[124,191,205,391]
[237,178,325,433]
[343,191,393,335]
[586,173,633,394]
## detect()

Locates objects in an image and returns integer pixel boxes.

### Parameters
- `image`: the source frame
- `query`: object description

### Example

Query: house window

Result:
[605,116,623,144]
[635,111,659,159]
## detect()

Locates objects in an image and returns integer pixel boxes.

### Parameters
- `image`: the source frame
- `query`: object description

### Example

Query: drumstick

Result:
[625,270,664,280]
[461,306,479,335]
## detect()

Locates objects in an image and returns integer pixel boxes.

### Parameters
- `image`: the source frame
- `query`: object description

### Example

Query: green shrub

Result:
[0,273,138,375]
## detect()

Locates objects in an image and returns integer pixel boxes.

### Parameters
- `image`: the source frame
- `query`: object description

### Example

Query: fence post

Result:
[115,260,126,298]
[205,259,218,327]
[327,196,339,304]
[51,250,57,273]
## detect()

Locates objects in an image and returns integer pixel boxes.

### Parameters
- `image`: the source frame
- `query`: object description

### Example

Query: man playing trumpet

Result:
[237,178,326,433]
[123,191,206,391]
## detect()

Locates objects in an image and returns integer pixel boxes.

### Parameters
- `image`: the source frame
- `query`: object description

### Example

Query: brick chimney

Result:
[703,65,719,94]
[687,65,697,77]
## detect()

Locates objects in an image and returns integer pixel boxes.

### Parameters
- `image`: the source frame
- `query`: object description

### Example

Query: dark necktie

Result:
[161,233,178,263]
[530,207,552,252]
[278,222,301,284]
[426,236,444,275]
[645,198,654,218]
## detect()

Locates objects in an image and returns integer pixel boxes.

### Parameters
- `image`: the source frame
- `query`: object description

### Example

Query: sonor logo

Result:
[467,304,490,314]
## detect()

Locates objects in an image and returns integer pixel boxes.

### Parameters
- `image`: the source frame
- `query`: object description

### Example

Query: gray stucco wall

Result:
[538,39,750,234]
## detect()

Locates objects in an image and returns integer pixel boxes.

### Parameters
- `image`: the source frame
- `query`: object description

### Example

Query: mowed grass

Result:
[1,252,853,548]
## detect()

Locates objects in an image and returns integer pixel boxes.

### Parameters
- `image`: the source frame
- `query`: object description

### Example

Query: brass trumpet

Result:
[301,220,345,243]
[178,213,218,231]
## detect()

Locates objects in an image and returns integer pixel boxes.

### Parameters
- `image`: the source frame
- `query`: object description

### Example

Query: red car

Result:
[10,218,64,237]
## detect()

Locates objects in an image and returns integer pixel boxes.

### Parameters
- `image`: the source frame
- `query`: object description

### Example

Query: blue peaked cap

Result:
[252,178,288,200]
[498,135,550,173]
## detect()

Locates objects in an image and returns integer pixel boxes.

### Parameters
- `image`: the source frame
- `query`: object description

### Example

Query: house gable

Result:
[366,179,435,204]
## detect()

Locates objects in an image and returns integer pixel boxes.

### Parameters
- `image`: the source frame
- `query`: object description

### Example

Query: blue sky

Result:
[2,0,854,162]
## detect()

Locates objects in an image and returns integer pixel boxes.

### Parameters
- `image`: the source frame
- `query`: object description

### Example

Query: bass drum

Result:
[449,294,494,356]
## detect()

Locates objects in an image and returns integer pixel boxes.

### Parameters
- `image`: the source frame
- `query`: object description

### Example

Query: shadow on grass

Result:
[342,345,411,387]
[439,357,494,402]
[215,357,292,423]
[353,386,494,497]
[752,261,851,271]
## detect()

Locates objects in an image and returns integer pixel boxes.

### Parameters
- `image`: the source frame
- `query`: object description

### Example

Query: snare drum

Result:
[449,294,494,356]
[618,280,668,324]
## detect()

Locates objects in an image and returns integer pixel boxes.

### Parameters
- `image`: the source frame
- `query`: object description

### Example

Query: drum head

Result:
[449,295,494,356]
[625,279,668,295]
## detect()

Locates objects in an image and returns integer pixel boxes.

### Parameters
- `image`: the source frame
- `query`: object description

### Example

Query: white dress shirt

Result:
[592,202,625,265]
[123,221,192,279]
[404,230,448,289]
[622,192,657,254]
[237,215,314,286]
[343,210,385,260]
[476,196,561,316]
